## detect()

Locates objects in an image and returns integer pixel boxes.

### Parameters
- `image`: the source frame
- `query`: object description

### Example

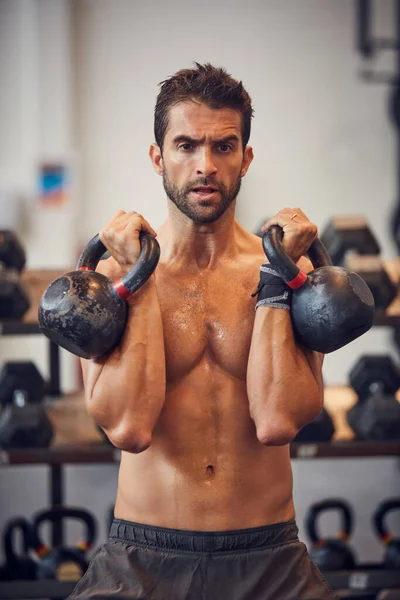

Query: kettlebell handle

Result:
[306,499,354,545]
[373,498,400,542]
[3,518,32,562]
[77,231,160,297]
[32,507,97,555]
[262,225,332,288]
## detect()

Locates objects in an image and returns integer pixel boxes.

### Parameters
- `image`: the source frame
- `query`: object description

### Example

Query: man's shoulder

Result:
[235,235,265,284]
[239,230,265,258]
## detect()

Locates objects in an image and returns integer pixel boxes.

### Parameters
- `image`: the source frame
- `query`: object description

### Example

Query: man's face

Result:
[151,102,253,224]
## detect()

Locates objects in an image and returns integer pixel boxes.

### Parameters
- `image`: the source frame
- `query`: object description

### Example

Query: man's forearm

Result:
[247,307,323,445]
[81,276,166,452]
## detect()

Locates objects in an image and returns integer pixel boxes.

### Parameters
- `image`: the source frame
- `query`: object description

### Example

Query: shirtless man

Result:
[69,63,337,599]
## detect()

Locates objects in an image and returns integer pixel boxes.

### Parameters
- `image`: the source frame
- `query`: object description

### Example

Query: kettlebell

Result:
[306,499,356,571]
[38,232,160,359]
[0,517,37,580]
[32,506,97,581]
[373,498,400,569]
[262,226,375,353]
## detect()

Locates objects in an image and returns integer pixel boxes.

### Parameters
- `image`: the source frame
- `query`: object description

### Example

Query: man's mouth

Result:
[191,186,219,197]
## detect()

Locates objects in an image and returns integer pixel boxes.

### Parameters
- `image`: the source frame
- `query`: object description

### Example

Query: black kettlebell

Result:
[0,517,37,580]
[32,506,97,581]
[38,232,160,359]
[306,499,357,571]
[262,226,375,353]
[373,498,400,569]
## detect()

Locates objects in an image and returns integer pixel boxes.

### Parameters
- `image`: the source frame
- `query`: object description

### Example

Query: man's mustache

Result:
[185,180,221,192]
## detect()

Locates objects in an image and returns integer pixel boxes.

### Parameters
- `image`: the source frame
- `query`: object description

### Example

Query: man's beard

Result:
[162,169,242,224]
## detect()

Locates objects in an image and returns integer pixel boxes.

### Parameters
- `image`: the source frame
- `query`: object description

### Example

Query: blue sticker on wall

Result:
[38,163,69,206]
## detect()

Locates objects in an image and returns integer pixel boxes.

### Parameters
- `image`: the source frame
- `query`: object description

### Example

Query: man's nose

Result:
[196,148,217,178]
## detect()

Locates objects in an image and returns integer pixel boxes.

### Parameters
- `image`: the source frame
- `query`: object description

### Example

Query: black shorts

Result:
[68,518,338,600]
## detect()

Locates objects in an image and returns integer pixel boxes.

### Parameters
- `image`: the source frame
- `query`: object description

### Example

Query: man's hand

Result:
[260,208,317,264]
[99,210,157,273]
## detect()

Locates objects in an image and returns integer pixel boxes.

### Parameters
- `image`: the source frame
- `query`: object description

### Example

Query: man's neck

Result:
[157,204,240,271]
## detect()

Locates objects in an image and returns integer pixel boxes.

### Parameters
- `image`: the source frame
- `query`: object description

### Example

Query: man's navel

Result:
[206,464,215,477]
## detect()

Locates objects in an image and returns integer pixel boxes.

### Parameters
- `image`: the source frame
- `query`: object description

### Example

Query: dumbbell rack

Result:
[1,316,400,598]
[0,319,63,548]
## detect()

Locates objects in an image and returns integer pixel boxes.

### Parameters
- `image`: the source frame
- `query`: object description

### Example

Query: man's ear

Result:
[149,143,163,175]
[241,146,254,177]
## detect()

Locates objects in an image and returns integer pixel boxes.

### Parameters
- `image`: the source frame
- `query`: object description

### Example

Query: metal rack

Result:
[0,321,64,548]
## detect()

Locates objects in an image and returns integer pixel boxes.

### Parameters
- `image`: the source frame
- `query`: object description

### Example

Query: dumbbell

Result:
[0,362,45,405]
[0,231,30,320]
[32,507,97,581]
[0,362,53,448]
[347,355,400,441]
[293,406,334,442]
[373,498,400,569]
[320,216,380,265]
[0,231,26,272]
[0,517,37,581]
[306,499,357,571]
[320,216,396,310]
[0,264,30,320]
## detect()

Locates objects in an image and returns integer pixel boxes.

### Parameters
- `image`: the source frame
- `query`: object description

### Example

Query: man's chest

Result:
[155,263,260,381]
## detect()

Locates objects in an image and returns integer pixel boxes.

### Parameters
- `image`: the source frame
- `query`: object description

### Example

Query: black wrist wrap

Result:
[251,265,292,311]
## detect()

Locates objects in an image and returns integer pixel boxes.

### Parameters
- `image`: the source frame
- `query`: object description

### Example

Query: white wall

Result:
[0,0,399,564]
[0,0,78,394]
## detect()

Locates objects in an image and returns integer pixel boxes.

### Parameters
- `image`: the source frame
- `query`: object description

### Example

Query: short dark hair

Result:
[154,63,254,152]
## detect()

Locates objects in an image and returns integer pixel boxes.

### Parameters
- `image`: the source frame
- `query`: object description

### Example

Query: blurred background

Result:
[0,0,400,597]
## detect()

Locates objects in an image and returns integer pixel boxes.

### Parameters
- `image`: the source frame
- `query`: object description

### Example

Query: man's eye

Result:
[218,144,231,152]
[179,143,193,151]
